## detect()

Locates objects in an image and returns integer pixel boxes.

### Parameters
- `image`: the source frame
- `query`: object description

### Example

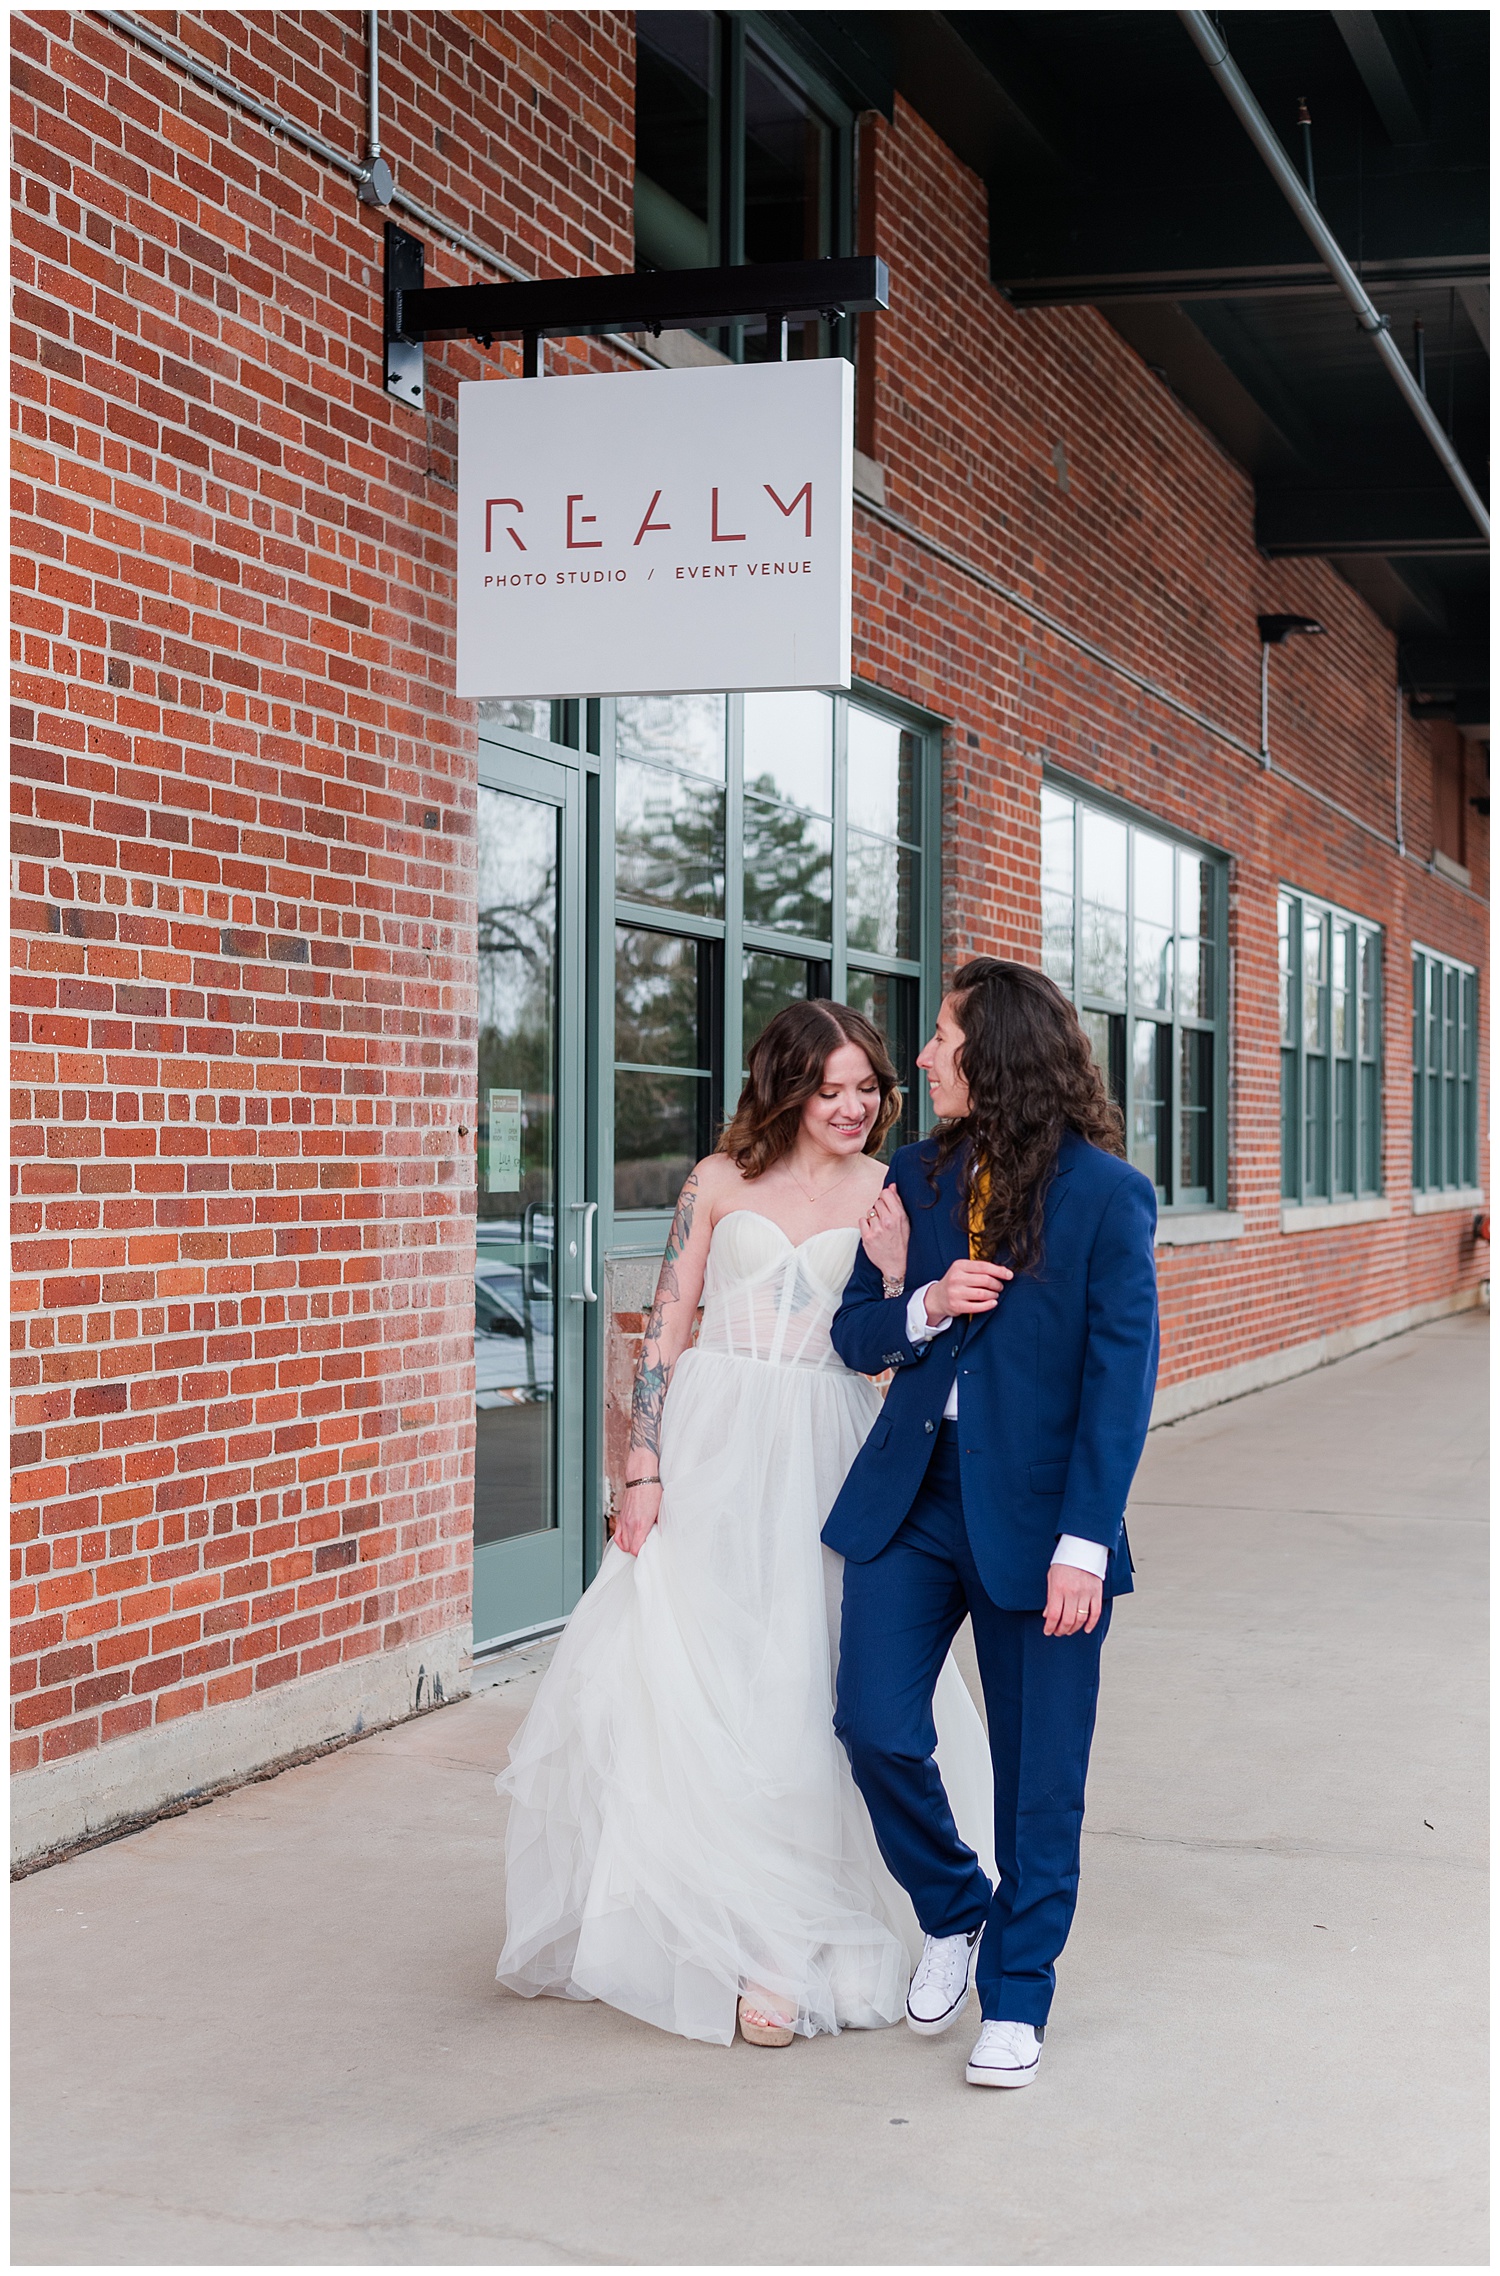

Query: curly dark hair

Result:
[718,1000,902,1178]
[932,957,1125,1273]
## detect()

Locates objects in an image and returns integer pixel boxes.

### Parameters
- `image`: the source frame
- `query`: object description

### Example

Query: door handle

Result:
[569,1201,598,1302]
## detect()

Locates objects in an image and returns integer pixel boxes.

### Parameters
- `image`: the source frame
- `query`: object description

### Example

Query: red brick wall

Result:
[9,8,636,1782]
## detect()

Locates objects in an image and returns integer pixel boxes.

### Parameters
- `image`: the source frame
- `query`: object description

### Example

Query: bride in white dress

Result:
[496,1000,995,2048]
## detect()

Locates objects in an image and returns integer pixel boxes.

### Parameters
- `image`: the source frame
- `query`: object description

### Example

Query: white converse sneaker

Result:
[966,2018,1043,2088]
[905,1926,982,2035]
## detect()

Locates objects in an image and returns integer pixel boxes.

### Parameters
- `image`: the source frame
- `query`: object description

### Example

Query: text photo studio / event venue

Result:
[10,6,1489,2267]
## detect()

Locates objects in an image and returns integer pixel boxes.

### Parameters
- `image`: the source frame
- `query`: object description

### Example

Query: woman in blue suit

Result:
[826,958,1159,2089]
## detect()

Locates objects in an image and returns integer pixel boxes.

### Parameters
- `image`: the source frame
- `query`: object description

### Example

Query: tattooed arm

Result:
[614,1162,720,1557]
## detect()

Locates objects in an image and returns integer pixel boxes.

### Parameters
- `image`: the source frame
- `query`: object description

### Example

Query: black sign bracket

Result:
[381,227,888,401]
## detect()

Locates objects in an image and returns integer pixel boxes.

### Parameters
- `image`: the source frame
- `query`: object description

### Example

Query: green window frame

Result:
[605,687,940,1241]
[1410,945,1479,1194]
[633,11,856,364]
[1041,778,1228,1212]
[1278,889,1384,1204]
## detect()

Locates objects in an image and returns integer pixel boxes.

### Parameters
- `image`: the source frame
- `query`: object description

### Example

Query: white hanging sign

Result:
[456,359,853,699]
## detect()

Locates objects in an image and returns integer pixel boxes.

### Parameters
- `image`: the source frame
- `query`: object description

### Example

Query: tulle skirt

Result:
[495,1347,996,2046]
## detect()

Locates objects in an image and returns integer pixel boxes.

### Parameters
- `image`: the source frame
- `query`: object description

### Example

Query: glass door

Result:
[473,742,589,1647]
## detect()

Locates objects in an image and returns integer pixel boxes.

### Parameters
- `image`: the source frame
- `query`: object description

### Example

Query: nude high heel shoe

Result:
[738,1991,795,2048]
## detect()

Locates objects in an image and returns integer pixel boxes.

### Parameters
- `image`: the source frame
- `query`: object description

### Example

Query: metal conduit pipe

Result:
[92,10,664,365]
[1178,10,1490,542]
[356,11,394,206]
[367,9,381,161]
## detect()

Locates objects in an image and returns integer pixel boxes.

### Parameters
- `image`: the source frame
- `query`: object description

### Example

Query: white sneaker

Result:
[966,2018,1043,2088]
[905,1927,982,2035]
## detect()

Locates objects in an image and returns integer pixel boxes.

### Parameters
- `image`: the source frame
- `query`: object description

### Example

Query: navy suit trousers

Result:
[834,1427,1110,2028]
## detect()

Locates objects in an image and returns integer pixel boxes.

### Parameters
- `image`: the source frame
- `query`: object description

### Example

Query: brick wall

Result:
[9,8,636,1808]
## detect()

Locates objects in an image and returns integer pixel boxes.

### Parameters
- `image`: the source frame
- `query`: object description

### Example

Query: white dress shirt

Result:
[904,1286,1110,1580]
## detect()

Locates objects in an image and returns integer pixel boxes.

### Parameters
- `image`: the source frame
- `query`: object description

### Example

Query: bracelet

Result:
[882,1274,904,1300]
[625,1476,662,1489]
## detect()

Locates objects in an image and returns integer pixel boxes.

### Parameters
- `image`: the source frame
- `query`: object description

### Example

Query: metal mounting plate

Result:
[384,222,424,409]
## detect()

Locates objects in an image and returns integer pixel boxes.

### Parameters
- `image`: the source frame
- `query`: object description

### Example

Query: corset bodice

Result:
[694,1211,861,1373]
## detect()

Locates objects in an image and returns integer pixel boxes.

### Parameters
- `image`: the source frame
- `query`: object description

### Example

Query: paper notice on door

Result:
[486,1088,523,1193]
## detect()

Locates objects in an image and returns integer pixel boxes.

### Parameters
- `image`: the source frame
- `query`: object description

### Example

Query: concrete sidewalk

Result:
[12,1312,1488,2266]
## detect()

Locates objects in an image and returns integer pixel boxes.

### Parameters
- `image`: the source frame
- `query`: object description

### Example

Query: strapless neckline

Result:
[711,1209,860,1257]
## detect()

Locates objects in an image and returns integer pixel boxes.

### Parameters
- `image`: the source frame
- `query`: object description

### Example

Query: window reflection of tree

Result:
[614,928,708,1211]
[744,950,811,1051]
[477,868,555,1220]
[615,770,725,916]
[744,777,831,937]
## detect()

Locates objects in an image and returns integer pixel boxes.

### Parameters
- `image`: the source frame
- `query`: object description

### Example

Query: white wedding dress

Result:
[495,1210,996,2046]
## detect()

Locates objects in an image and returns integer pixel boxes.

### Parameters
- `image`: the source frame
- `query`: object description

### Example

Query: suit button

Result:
[924,1419,934,1433]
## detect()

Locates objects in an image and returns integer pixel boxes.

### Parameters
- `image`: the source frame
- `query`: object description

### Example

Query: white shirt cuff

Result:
[906,1284,952,1343]
[1051,1533,1109,1578]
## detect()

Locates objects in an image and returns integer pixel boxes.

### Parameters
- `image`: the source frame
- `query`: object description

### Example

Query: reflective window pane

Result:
[1130,1020,1169,1194]
[1041,786,1074,893]
[1040,789,1075,991]
[1178,937,1214,1020]
[1132,919,1173,1013]
[614,1070,707,1212]
[1042,890,1074,992]
[1179,1028,1213,1201]
[846,830,914,958]
[744,948,813,1053]
[743,799,832,936]
[1278,896,1295,1045]
[1082,805,1127,909]
[1334,1055,1356,1193]
[615,757,725,917]
[1178,848,1212,942]
[743,690,833,813]
[1359,931,1379,1061]
[1134,830,1174,928]
[1081,1008,1124,1109]
[848,708,918,841]
[1281,1048,1300,1198]
[1464,971,1478,1183]
[1132,832,1174,1011]
[1302,908,1327,1050]
[634,13,717,271]
[1304,1054,1329,1197]
[478,698,553,739]
[1332,924,1353,1055]
[475,786,558,1549]
[1360,1062,1379,1191]
[1427,958,1441,1063]
[615,927,711,1071]
[1080,808,1127,999]
[742,44,831,356]
[845,968,919,1154]
[616,693,725,781]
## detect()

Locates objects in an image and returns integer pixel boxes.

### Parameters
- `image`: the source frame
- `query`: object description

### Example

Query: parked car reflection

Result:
[475,1258,554,1404]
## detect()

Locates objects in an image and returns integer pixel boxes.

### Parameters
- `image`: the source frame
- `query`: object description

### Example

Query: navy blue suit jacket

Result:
[823,1131,1159,1610]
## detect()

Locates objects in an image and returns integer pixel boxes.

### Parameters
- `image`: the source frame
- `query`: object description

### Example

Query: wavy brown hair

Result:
[718,1000,902,1178]
[932,958,1125,1273]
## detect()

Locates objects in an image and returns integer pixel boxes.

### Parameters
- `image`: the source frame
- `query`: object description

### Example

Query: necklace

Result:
[781,1155,862,1208]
